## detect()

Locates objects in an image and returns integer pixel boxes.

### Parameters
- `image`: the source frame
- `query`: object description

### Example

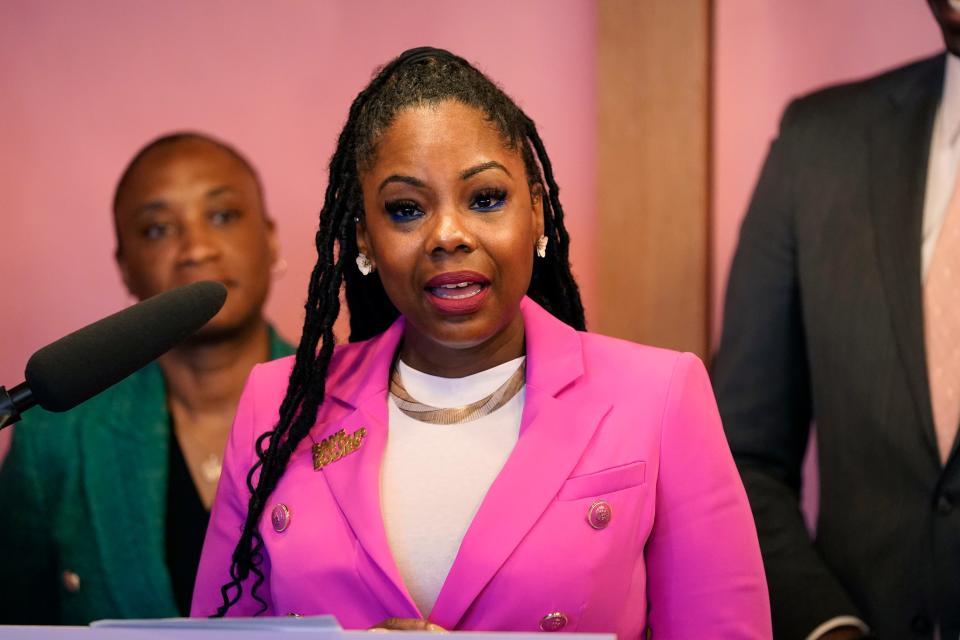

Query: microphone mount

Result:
[0,383,34,430]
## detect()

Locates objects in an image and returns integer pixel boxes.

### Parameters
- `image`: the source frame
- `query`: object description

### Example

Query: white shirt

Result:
[381,357,524,617]
[922,53,960,279]
[810,52,960,640]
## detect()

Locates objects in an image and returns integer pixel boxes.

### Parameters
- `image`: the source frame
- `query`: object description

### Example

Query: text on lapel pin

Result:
[313,427,367,471]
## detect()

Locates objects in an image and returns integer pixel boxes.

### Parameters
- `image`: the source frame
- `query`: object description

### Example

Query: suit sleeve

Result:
[645,353,771,639]
[191,366,274,617]
[0,424,60,623]
[711,101,865,638]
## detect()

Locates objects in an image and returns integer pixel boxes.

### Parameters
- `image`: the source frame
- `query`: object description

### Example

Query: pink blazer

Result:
[192,298,771,638]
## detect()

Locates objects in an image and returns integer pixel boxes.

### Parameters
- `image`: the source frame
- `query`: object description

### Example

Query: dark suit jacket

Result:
[713,53,960,640]
[0,327,293,624]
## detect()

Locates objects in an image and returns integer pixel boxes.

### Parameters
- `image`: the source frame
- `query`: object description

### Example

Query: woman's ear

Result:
[531,183,545,240]
[355,214,373,258]
[115,249,137,298]
[265,216,279,267]
[354,213,377,275]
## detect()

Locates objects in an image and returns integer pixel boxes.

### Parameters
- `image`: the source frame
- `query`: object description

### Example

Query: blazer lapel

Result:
[81,363,178,617]
[868,54,944,459]
[317,319,420,617]
[429,299,610,628]
[80,327,297,617]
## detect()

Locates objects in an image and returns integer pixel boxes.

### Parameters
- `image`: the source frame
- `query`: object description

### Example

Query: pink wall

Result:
[712,0,942,347]
[5,0,942,462]
[0,2,596,406]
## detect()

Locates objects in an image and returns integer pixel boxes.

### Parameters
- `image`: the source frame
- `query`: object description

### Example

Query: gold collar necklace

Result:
[389,359,526,425]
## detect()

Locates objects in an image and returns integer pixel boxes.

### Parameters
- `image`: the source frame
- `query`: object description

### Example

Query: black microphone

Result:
[0,280,227,429]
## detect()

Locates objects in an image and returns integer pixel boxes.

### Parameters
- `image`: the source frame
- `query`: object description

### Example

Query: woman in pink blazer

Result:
[192,47,771,638]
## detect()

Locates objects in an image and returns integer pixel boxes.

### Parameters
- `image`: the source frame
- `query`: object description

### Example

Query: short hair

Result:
[112,132,266,253]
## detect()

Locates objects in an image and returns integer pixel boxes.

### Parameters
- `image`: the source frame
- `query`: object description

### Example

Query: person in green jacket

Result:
[0,132,295,624]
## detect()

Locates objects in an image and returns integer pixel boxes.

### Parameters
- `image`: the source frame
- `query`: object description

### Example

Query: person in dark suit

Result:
[713,2,960,638]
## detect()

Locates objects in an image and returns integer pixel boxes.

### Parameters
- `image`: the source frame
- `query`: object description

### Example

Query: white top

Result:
[381,356,525,617]
[810,51,960,640]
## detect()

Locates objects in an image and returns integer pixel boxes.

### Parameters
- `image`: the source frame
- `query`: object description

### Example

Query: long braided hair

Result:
[214,46,585,616]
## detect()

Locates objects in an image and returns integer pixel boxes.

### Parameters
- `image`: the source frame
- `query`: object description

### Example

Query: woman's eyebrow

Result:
[377,161,511,192]
[460,161,511,180]
[206,185,237,198]
[134,200,169,217]
[378,174,425,192]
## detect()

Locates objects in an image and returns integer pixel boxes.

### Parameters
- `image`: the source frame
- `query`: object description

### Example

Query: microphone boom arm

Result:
[0,383,34,430]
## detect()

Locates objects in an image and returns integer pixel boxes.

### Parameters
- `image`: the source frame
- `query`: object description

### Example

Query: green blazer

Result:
[0,327,294,624]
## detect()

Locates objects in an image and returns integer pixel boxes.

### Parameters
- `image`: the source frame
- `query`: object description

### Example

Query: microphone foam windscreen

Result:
[25,281,227,412]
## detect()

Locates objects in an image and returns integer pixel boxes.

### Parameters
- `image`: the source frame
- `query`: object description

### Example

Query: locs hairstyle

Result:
[214,47,585,615]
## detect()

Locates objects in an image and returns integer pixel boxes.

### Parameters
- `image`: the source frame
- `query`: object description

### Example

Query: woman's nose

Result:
[428,207,476,256]
[178,221,221,265]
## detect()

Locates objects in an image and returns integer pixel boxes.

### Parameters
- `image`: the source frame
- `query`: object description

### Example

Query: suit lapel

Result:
[80,328,292,616]
[81,363,178,617]
[317,319,420,616]
[868,54,944,459]
[429,299,609,628]
[316,395,420,617]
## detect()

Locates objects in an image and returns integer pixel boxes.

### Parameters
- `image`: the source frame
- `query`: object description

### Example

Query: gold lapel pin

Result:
[313,427,367,471]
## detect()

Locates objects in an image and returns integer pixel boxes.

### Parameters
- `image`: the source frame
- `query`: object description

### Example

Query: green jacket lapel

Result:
[81,363,179,618]
[82,324,292,617]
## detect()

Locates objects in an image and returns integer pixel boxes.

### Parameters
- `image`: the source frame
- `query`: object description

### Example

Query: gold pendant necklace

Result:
[389,360,525,425]
[199,453,222,483]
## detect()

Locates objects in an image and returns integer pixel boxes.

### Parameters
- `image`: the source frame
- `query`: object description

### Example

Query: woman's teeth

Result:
[431,283,484,299]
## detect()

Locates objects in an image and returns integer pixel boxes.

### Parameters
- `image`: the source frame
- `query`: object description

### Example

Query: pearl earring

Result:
[536,235,548,258]
[356,253,374,276]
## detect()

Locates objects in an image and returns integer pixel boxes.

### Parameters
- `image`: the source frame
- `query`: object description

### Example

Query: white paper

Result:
[90,615,341,631]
